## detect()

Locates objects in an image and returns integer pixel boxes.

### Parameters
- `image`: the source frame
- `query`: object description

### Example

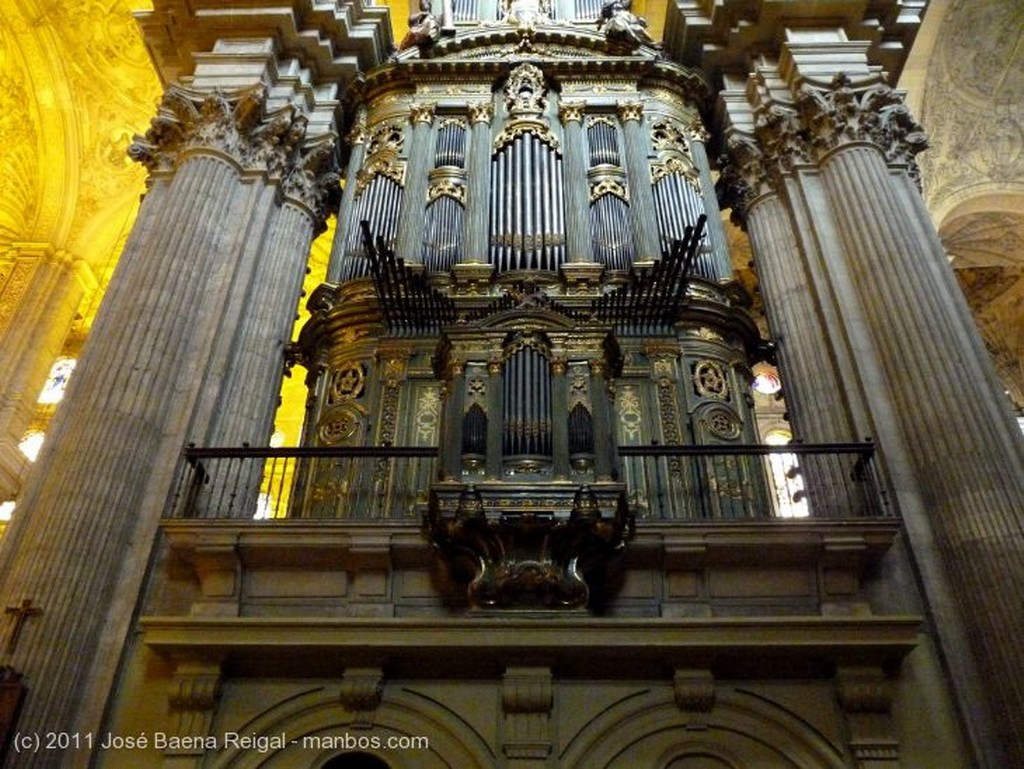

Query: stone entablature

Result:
[158,518,900,618]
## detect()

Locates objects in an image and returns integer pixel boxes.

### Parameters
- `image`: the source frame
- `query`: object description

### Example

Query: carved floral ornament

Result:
[718,74,929,217]
[128,85,341,227]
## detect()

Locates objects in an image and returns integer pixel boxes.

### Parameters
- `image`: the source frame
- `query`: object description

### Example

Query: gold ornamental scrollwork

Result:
[616,100,644,123]
[693,360,729,400]
[559,101,586,125]
[409,102,437,125]
[468,103,494,124]
[494,121,561,153]
[590,177,629,204]
[427,177,466,205]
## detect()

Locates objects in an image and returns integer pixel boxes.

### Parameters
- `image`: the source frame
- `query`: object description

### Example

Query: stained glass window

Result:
[37,357,77,405]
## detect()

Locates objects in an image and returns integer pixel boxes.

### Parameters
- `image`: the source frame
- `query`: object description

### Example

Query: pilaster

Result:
[329,109,367,282]
[617,101,662,262]
[163,659,223,769]
[463,102,494,264]
[559,101,591,264]
[394,102,437,262]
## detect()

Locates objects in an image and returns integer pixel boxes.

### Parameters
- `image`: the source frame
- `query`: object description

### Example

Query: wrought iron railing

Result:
[168,442,887,521]
[617,442,888,519]
[169,445,439,520]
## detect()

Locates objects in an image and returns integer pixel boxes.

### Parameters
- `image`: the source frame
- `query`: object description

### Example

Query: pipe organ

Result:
[299,14,768,608]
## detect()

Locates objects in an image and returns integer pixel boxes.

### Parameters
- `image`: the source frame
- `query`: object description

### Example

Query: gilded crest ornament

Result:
[694,360,729,399]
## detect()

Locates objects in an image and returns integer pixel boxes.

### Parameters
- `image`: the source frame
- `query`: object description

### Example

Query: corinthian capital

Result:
[128,85,311,178]
[282,133,342,233]
[796,74,928,169]
[716,133,770,223]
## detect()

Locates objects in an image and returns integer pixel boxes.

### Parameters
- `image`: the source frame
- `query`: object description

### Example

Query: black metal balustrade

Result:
[618,442,889,519]
[168,442,887,521]
[169,445,439,520]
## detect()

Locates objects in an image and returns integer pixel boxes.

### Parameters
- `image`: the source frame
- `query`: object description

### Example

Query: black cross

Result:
[4,600,42,655]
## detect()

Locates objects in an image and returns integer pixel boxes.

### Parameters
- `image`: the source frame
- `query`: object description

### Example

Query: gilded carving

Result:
[329,362,367,404]
[494,121,561,153]
[318,405,364,445]
[558,101,586,125]
[414,386,441,445]
[427,177,466,204]
[616,100,644,123]
[589,177,629,203]
[701,405,741,440]
[409,102,437,125]
[617,385,642,443]
[693,360,729,400]
[129,86,309,177]
[468,103,494,124]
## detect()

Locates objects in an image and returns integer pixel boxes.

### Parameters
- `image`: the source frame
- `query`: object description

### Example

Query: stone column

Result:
[618,101,661,262]
[719,52,1024,765]
[197,136,338,450]
[462,103,494,264]
[0,66,338,763]
[0,245,94,500]
[720,140,858,444]
[394,103,436,261]
[559,101,590,264]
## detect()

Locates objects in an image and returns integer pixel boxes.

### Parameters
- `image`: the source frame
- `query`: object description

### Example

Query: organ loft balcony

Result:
[153,226,900,625]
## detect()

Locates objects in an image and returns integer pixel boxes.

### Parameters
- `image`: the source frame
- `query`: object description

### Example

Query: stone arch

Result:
[939,192,1024,409]
[560,688,847,769]
[208,686,494,769]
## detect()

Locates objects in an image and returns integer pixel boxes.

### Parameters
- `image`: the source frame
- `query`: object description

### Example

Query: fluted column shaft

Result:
[0,81,334,765]
[551,359,569,479]
[0,156,247,767]
[486,361,503,480]
[744,192,857,442]
[589,360,615,481]
[559,103,590,263]
[618,103,661,262]
[463,104,493,263]
[394,104,436,261]
[0,247,92,498]
[200,199,316,449]
[818,142,1024,765]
